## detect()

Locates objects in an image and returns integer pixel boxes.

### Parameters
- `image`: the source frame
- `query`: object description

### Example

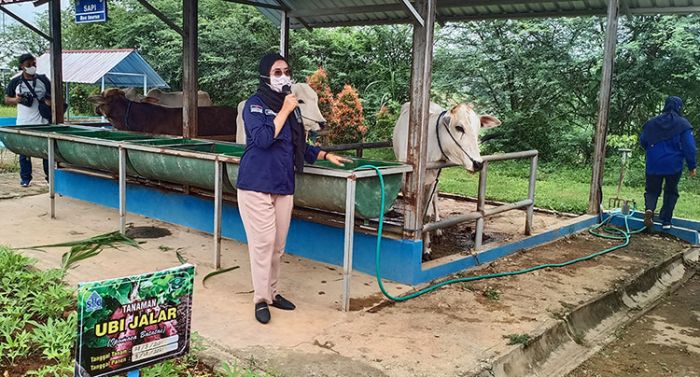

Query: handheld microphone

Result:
[282,84,304,126]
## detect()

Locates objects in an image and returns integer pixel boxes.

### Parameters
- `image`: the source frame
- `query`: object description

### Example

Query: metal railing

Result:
[321,140,392,158]
[423,150,539,250]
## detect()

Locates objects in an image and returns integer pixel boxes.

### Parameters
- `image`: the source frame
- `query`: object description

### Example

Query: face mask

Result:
[24,66,37,75]
[268,75,292,93]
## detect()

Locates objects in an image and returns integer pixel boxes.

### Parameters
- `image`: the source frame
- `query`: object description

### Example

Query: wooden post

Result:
[48,0,64,124]
[182,0,199,138]
[404,0,436,240]
[280,11,290,57]
[588,0,619,214]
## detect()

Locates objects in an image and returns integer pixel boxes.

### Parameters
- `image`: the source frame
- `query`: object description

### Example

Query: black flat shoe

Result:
[271,294,296,310]
[255,302,270,324]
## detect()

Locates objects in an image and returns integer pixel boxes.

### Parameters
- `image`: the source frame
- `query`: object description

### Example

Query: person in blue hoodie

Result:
[640,96,697,230]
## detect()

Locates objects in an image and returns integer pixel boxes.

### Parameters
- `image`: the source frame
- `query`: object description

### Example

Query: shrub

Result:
[328,84,366,144]
[306,66,335,123]
[365,104,398,143]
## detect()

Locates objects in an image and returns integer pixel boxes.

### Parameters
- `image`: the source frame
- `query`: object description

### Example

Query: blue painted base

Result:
[55,170,425,284]
[417,215,601,282]
[629,211,700,232]
[605,212,700,245]
[55,169,605,285]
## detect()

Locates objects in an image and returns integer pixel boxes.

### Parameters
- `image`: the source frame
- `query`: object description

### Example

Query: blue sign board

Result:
[75,0,108,24]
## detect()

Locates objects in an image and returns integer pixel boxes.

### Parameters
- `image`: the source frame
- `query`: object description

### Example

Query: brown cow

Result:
[90,89,236,137]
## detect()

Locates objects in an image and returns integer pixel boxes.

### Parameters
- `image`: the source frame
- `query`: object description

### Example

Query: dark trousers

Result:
[644,173,682,225]
[19,155,49,184]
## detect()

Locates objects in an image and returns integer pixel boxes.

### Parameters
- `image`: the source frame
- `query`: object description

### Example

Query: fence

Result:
[424,150,539,250]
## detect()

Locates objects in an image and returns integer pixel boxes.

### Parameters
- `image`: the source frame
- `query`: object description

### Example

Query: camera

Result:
[18,93,33,107]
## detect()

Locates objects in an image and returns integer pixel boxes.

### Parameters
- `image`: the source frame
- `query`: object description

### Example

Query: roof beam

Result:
[286,0,700,29]
[620,0,631,16]
[289,0,554,18]
[274,0,313,30]
[289,3,399,18]
[400,0,425,26]
[292,8,605,28]
[629,6,700,14]
[221,0,287,11]
[0,5,52,41]
[135,0,184,37]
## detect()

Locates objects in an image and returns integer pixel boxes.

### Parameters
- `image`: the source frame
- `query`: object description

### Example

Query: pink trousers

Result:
[237,189,294,304]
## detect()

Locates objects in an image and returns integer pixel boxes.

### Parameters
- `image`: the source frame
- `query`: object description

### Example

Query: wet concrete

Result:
[567,274,700,377]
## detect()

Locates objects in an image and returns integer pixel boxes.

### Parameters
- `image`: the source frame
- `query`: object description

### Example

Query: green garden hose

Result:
[355,164,647,303]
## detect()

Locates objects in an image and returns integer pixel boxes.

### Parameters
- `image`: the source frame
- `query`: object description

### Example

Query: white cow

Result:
[236,83,326,144]
[123,88,213,107]
[393,102,501,259]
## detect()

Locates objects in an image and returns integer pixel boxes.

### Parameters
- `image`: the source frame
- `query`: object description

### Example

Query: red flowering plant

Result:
[306,66,334,122]
[328,84,366,145]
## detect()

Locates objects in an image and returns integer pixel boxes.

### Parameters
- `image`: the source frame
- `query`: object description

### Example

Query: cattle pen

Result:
[2,0,700,314]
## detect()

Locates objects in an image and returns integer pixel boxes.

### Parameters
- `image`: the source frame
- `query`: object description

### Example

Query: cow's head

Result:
[440,103,501,172]
[292,83,326,132]
[89,89,128,119]
[123,87,145,103]
[123,87,160,104]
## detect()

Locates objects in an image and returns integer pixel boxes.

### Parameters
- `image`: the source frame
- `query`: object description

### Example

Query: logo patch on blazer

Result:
[250,104,263,113]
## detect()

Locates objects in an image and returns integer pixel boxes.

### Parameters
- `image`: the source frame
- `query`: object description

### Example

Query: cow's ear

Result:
[480,115,501,129]
[440,112,451,127]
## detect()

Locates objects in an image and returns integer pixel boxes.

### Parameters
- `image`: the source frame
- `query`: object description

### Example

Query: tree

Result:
[433,18,604,163]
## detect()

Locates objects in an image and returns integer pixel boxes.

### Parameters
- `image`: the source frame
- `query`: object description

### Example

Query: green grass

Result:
[0,105,17,117]
[361,148,700,220]
[439,162,700,220]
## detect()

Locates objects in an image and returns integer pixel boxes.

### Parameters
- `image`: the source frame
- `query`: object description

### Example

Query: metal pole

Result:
[119,147,126,234]
[183,0,199,138]
[213,160,223,269]
[65,82,70,121]
[100,77,106,122]
[279,11,290,57]
[342,175,357,312]
[48,0,64,123]
[143,75,148,95]
[475,162,488,250]
[525,155,538,236]
[48,138,55,219]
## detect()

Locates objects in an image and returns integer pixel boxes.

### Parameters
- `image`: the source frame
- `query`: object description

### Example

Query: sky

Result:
[1,0,71,28]
[0,0,71,68]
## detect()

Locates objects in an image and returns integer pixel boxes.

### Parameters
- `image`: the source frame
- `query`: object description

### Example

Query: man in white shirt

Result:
[4,53,51,187]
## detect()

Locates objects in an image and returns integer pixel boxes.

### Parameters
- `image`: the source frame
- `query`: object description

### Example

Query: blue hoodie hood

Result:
[641,96,692,145]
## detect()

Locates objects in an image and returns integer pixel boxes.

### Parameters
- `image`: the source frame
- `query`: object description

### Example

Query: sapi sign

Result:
[75,0,107,24]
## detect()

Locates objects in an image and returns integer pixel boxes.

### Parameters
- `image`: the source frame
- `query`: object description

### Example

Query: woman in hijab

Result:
[237,53,351,324]
[640,96,697,230]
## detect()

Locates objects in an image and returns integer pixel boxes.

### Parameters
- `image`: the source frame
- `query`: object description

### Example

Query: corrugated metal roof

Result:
[248,0,700,29]
[36,49,169,88]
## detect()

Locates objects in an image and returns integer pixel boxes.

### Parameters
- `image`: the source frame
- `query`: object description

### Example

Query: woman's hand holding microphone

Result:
[273,93,298,137]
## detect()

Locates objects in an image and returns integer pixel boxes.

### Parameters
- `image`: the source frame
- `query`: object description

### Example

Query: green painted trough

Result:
[0,124,409,218]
